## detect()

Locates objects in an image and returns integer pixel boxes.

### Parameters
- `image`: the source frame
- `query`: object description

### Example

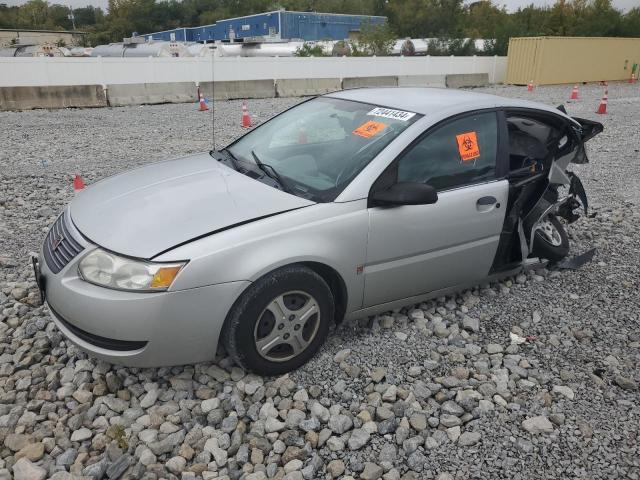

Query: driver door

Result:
[363,111,509,307]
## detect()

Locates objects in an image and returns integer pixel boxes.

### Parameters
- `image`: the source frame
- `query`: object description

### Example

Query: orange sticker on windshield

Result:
[456,131,481,161]
[353,120,388,138]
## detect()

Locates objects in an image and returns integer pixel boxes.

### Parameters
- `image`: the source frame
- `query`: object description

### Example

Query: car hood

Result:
[70,153,314,259]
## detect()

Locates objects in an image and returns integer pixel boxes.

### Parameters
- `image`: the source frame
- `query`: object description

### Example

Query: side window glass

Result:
[397,112,497,190]
[507,115,560,171]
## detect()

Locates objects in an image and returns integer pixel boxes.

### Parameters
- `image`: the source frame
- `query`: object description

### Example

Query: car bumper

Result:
[37,245,249,368]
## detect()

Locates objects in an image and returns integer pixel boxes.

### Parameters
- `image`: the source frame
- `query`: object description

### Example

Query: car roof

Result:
[326,87,573,122]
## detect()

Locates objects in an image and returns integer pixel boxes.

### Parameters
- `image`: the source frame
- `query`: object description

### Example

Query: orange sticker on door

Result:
[455,131,481,161]
[353,120,388,138]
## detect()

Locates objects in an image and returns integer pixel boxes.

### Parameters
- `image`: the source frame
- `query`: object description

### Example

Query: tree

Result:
[351,20,395,55]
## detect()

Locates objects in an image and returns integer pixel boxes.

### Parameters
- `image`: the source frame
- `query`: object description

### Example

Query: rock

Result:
[407,451,428,472]
[458,431,481,446]
[148,430,185,455]
[166,456,187,474]
[82,459,109,479]
[326,436,345,451]
[139,448,156,466]
[103,396,129,413]
[284,459,303,473]
[441,401,464,416]
[334,348,351,363]
[71,427,93,442]
[5,433,31,452]
[394,332,408,341]
[15,443,45,462]
[382,385,397,402]
[327,459,345,478]
[522,416,554,434]
[201,398,220,413]
[310,402,330,423]
[106,455,131,479]
[211,446,228,466]
[462,316,480,332]
[614,375,638,391]
[206,365,230,382]
[348,428,370,450]
[446,426,461,442]
[12,458,47,480]
[409,413,427,431]
[265,416,286,433]
[361,462,384,480]
[328,414,353,434]
[371,367,387,383]
[440,414,461,428]
[486,344,503,354]
[552,385,575,400]
[72,389,93,404]
[56,448,78,466]
[139,389,159,408]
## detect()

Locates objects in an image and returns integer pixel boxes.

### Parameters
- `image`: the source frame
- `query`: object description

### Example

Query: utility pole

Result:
[67,1,76,30]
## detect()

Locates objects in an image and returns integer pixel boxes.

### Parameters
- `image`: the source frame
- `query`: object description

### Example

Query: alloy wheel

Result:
[253,291,321,362]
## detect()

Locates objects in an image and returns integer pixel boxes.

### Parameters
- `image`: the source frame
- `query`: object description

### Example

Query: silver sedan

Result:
[34,88,602,375]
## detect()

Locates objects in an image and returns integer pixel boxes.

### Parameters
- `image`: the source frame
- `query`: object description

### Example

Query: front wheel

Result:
[531,214,569,262]
[221,265,334,376]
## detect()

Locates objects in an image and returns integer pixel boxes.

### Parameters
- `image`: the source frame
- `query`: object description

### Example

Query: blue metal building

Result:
[144,10,387,43]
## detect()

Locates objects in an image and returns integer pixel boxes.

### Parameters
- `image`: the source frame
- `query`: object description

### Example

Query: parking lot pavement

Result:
[1,84,638,479]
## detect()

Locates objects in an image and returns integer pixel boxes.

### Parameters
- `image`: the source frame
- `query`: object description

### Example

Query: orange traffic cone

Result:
[596,88,608,114]
[527,80,534,92]
[198,93,209,112]
[570,85,578,100]
[73,174,85,192]
[241,101,252,128]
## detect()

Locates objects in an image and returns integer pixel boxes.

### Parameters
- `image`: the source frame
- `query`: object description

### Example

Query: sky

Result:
[2,0,637,13]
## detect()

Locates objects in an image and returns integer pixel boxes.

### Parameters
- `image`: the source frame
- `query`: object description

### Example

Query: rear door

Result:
[363,111,509,307]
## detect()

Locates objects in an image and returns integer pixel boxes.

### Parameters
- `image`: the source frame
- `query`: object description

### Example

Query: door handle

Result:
[477,196,497,206]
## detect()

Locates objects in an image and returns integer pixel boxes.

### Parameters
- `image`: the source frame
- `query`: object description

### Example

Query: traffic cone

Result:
[198,93,209,112]
[527,80,534,92]
[241,101,252,128]
[570,85,578,100]
[73,174,85,192]
[596,87,608,114]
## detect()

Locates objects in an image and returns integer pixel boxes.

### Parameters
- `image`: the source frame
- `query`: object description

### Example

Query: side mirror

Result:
[371,182,438,206]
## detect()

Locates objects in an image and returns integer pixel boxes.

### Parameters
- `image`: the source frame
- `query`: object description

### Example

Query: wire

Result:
[211,47,215,151]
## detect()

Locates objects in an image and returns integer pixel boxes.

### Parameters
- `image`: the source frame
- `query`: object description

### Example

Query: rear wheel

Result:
[532,214,569,262]
[221,265,334,376]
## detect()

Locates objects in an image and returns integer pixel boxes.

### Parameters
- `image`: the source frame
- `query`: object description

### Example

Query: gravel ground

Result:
[0,83,639,480]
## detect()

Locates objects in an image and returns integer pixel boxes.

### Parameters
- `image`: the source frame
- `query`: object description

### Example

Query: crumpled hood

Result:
[70,153,314,258]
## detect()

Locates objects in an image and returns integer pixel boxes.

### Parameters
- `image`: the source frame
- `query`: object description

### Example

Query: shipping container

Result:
[507,36,640,85]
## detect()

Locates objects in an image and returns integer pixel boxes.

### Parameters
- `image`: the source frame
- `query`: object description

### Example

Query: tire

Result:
[531,214,570,262]
[221,265,334,376]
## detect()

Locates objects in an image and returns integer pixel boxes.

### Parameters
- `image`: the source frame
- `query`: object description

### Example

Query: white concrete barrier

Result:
[276,78,342,97]
[0,55,507,109]
[0,55,507,88]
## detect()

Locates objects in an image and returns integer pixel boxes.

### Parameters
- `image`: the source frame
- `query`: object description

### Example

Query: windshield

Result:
[227,97,421,202]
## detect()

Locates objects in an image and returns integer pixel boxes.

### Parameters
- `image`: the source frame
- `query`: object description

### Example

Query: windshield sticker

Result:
[353,120,388,138]
[455,131,481,161]
[367,107,416,122]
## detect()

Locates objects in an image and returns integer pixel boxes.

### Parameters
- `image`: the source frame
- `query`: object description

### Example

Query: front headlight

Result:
[78,249,186,292]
